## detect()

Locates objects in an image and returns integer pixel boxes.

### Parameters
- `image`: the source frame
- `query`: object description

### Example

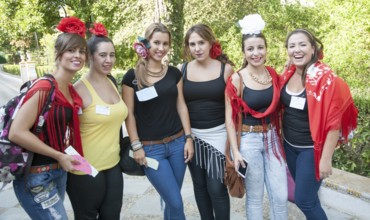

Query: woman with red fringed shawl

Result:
[225,14,287,220]
[8,17,86,219]
[279,29,358,220]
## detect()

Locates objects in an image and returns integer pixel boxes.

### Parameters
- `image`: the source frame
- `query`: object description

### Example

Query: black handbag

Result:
[119,130,145,176]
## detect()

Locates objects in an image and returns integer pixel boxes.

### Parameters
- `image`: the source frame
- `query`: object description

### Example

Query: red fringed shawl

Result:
[279,61,358,180]
[225,66,284,160]
[23,78,84,156]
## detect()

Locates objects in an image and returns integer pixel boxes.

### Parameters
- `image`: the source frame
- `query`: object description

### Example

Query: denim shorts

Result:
[13,167,68,220]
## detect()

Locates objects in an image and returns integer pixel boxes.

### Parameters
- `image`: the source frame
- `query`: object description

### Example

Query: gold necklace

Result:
[248,68,272,85]
[145,64,166,77]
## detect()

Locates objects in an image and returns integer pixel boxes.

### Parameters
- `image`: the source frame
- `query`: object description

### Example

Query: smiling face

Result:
[243,36,267,68]
[91,42,115,75]
[148,31,170,62]
[287,32,315,70]
[188,32,212,61]
[58,47,86,73]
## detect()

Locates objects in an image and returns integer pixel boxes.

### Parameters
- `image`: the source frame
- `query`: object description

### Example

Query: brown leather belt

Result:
[29,163,61,174]
[242,124,272,133]
[141,129,184,145]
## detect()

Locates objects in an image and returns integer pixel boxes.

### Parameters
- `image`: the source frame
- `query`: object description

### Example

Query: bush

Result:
[333,95,370,177]
[0,54,6,64]
[3,64,20,75]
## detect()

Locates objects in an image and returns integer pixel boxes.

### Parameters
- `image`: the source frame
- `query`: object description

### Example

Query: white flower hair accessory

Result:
[238,14,265,35]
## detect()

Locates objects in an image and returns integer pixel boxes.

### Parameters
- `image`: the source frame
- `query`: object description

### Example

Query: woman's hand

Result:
[184,139,194,163]
[319,157,333,179]
[57,153,79,172]
[232,151,246,172]
[133,148,147,167]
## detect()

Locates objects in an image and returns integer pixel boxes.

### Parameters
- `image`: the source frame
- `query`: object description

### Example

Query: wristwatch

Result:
[185,134,194,141]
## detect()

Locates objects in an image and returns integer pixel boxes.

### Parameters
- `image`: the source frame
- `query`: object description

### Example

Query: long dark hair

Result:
[285,29,324,85]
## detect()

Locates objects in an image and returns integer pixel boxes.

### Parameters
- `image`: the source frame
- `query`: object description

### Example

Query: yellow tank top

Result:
[78,77,128,172]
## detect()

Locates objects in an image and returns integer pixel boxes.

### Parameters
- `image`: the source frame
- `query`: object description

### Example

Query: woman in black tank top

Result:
[178,24,234,220]
[225,14,287,220]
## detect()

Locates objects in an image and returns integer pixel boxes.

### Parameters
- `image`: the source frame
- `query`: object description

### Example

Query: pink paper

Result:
[72,155,92,175]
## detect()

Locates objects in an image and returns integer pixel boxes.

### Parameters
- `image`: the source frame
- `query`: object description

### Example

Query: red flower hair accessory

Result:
[89,22,108,37]
[57,16,86,38]
[318,50,324,60]
[210,41,222,59]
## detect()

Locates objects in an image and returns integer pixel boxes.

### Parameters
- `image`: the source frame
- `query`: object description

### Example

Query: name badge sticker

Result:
[96,105,110,115]
[289,96,306,110]
[136,86,158,101]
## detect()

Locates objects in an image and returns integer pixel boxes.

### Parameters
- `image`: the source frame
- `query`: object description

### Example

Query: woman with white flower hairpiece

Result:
[225,14,288,219]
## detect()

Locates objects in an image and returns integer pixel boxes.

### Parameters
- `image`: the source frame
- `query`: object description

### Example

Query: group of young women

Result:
[8,13,357,220]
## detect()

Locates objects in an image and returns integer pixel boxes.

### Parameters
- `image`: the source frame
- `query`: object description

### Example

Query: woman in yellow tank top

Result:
[66,23,127,220]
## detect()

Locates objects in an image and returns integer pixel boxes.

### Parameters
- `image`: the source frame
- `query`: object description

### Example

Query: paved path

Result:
[0,69,22,106]
[0,71,361,219]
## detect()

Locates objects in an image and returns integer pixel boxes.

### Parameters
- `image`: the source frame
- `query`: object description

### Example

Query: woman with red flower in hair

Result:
[8,16,87,219]
[122,23,193,220]
[225,14,287,220]
[66,22,127,219]
[177,24,234,220]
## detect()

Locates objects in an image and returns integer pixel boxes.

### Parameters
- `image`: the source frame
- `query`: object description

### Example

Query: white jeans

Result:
[240,129,288,220]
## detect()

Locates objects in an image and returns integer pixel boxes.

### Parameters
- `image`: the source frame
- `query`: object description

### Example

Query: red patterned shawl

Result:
[225,66,284,160]
[279,61,358,180]
[23,79,84,156]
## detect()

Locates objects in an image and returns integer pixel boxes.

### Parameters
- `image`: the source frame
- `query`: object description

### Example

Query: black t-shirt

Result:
[122,66,183,140]
[242,85,273,125]
[280,85,314,146]
[183,63,226,129]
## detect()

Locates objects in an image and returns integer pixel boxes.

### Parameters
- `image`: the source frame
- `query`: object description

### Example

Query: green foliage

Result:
[0,54,6,64]
[333,95,370,177]
[3,64,53,77]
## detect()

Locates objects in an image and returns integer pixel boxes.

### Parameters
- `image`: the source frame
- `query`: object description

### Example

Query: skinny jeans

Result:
[284,140,328,220]
[143,135,187,220]
[188,149,230,220]
[240,129,287,220]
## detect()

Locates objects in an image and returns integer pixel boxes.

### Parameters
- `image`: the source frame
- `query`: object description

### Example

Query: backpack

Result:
[0,75,55,190]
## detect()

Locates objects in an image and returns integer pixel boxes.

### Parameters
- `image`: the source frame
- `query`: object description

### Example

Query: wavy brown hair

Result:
[183,24,234,66]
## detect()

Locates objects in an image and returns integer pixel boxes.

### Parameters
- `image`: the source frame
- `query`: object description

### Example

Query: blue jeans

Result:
[240,129,287,220]
[13,167,68,220]
[284,140,328,220]
[143,135,186,220]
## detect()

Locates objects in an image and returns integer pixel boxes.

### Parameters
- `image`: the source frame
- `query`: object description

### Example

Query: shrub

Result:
[333,94,370,177]
[0,54,7,64]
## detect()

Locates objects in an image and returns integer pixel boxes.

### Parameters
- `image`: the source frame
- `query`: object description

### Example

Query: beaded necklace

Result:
[248,68,272,85]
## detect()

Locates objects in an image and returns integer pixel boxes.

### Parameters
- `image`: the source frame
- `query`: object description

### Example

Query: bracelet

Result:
[185,134,194,141]
[131,142,143,151]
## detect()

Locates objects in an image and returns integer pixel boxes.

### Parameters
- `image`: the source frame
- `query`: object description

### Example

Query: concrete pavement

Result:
[0,169,361,220]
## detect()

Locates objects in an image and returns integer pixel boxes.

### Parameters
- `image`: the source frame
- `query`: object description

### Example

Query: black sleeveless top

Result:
[182,63,226,129]
[242,84,273,125]
[280,85,313,146]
